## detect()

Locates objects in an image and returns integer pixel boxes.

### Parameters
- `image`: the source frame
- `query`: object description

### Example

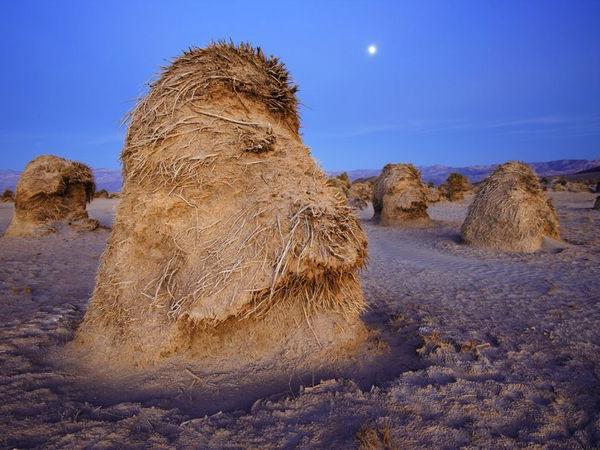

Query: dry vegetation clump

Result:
[327,174,350,199]
[461,161,560,252]
[441,172,471,201]
[551,179,590,193]
[348,181,372,210]
[372,163,430,226]
[356,420,396,450]
[75,42,369,368]
[566,181,591,193]
[1,189,14,202]
[94,189,110,199]
[426,185,442,203]
[4,155,98,237]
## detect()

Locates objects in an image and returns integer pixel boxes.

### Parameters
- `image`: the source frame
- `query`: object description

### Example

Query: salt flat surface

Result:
[0,193,599,448]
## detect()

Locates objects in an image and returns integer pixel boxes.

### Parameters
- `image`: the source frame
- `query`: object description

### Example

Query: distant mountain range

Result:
[330,158,600,185]
[0,158,598,192]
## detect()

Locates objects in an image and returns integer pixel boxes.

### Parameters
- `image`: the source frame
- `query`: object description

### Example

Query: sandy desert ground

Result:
[1,192,599,449]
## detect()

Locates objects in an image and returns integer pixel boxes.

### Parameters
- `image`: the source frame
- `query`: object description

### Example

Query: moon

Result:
[367,44,377,55]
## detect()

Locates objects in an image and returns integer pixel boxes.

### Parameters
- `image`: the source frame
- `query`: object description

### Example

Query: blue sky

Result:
[0,0,599,171]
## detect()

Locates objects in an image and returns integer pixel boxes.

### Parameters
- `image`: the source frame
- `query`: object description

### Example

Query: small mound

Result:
[426,186,442,203]
[349,182,372,210]
[441,172,471,201]
[1,189,14,202]
[4,155,98,237]
[372,163,430,226]
[94,189,110,199]
[327,174,350,199]
[75,42,370,371]
[461,161,560,252]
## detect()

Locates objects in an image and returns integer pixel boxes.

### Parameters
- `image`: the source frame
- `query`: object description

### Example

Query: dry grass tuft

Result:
[1,189,14,202]
[5,155,98,237]
[94,189,110,199]
[75,42,369,368]
[349,181,372,210]
[356,420,396,450]
[372,163,430,226]
[440,172,471,201]
[461,161,560,252]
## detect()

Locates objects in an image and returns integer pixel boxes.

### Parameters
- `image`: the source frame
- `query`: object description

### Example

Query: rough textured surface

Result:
[1,193,599,448]
[75,43,369,368]
[5,155,97,237]
[461,161,561,252]
[440,172,472,202]
[348,182,372,210]
[372,164,430,226]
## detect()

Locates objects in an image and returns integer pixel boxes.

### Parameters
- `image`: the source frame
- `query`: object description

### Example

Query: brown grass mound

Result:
[349,181,372,210]
[1,189,14,202]
[75,42,369,369]
[372,163,430,226]
[5,155,98,237]
[327,175,350,199]
[441,172,471,201]
[94,189,110,199]
[461,161,560,252]
[426,186,442,203]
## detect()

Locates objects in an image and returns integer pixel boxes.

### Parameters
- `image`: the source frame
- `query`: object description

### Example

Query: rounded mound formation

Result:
[441,173,471,201]
[461,161,560,252]
[372,163,430,226]
[5,155,98,237]
[1,189,14,202]
[75,43,369,369]
[349,181,372,210]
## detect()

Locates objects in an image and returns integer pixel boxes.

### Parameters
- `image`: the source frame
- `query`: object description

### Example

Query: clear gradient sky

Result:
[1,0,599,171]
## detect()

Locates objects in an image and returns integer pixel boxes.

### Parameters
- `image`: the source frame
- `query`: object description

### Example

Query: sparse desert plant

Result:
[372,163,430,226]
[5,155,98,237]
[461,161,560,252]
[1,189,14,202]
[441,172,471,201]
[356,420,395,450]
[75,42,369,368]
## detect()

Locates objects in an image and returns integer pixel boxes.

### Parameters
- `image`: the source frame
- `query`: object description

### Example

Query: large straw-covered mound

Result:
[75,43,369,369]
[461,161,560,252]
[5,155,98,237]
[372,163,430,226]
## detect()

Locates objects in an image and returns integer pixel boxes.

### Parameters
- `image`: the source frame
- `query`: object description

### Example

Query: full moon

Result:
[367,44,377,55]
